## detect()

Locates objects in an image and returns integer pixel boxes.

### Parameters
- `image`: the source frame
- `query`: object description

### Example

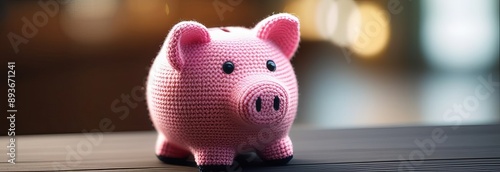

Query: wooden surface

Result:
[1,125,500,171]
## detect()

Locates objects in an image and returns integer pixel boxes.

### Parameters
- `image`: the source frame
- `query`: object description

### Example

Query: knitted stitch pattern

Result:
[147,13,300,166]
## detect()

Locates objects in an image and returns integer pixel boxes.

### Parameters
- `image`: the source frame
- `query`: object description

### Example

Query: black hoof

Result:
[156,155,189,165]
[198,165,229,172]
[235,152,262,166]
[263,155,293,166]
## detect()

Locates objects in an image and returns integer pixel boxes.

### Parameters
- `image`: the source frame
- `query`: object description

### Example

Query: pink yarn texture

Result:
[147,13,300,166]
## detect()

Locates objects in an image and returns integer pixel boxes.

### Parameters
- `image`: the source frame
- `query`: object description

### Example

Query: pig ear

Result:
[255,13,300,60]
[165,21,210,71]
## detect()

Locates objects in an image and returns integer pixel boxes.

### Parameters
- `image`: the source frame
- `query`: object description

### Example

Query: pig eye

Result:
[266,60,276,72]
[222,61,234,74]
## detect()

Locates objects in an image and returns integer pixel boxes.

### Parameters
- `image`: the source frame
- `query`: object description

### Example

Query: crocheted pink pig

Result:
[147,13,300,172]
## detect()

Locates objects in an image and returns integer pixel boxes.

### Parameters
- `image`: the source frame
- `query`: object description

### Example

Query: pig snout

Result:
[232,77,288,126]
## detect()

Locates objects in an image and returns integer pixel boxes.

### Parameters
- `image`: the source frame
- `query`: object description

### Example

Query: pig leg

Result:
[194,147,236,172]
[258,136,293,165]
[155,134,191,165]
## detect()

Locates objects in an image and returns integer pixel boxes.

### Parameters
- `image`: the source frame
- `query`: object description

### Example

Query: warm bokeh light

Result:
[126,0,162,15]
[165,1,170,16]
[316,0,338,39]
[60,0,120,44]
[63,0,119,20]
[329,0,360,47]
[125,0,169,31]
[348,1,390,58]
[421,0,499,71]
[284,0,338,41]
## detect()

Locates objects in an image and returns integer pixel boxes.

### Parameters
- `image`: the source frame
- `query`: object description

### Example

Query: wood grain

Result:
[1,125,499,171]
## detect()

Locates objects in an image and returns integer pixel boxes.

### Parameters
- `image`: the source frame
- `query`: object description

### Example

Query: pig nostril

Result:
[273,96,280,110]
[256,97,262,112]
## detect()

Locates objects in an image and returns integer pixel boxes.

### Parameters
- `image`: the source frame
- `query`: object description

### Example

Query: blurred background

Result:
[1,0,498,135]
